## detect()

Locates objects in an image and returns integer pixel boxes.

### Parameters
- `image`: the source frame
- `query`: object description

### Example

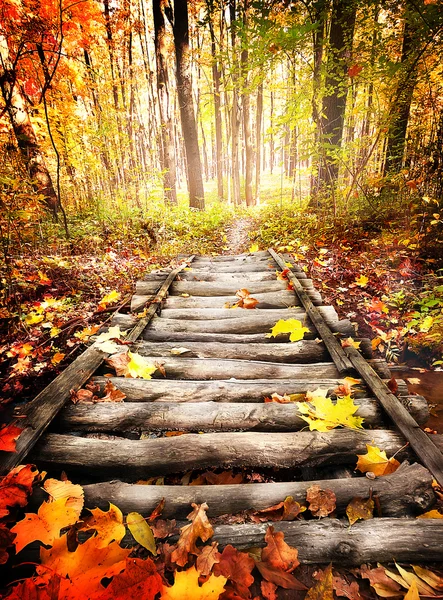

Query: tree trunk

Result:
[319,0,356,189]
[0,34,60,217]
[153,0,177,204]
[171,0,205,209]
[383,20,417,175]
[241,0,254,206]
[255,82,263,200]
[229,0,241,205]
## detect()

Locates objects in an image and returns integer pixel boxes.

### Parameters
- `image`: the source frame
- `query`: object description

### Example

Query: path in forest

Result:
[223,217,255,254]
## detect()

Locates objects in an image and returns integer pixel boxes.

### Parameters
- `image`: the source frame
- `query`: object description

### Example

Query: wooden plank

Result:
[159,307,334,321]
[345,345,443,486]
[269,248,353,374]
[59,395,429,432]
[0,256,194,476]
[30,429,436,476]
[81,462,433,518]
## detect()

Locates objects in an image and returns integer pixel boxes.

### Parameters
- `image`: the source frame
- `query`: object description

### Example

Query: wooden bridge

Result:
[3,250,443,564]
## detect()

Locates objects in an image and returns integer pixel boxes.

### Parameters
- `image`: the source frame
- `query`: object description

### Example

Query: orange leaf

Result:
[355,445,400,477]
[0,464,42,518]
[251,496,305,522]
[213,544,255,597]
[43,477,84,514]
[97,557,163,599]
[80,504,126,547]
[306,564,333,599]
[0,524,15,565]
[261,525,299,573]
[346,496,374,526]
[359,564,402,597]
[0,424,23,452]
[196,542,221,576]
[171,503,214,567]
[255,561,306,590]
[100,381,126,402]
[261,580,278,600]
[161,566,227,599]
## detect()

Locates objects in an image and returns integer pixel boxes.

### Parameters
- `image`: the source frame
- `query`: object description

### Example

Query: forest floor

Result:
[222,217,255,254]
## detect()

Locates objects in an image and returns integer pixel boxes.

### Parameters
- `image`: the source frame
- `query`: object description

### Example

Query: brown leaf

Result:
[306,564,333,599]
[213,544,255,598]
[332,574,363,599]
[261,525,299,573]
[196,542,221,576]
[242,296,259,309]
[346,496,374,526]
[148,498,165,522]
[261,580,278,600]
[170,503,214,567]
[106,352,131,376]
[100,381,126,402]
[387,376,399,395]
[255,561,306,590]
[251,496,305,523]
[306,485,336,517]
[359,564,402,597]
[150,518,177,539]
[70,388,94,404]
[203,471,244,485]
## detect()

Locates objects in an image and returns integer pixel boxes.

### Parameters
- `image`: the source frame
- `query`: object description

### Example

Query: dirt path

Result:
[222,217,255,255]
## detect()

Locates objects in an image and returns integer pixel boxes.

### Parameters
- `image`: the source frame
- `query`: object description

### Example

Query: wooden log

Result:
[134,339,372,361]
[59,395,429,432]
[270,249,353,375]
[81,462,434,518]
[175,264,277,274]
[162,290,323,308]
[184,251,272,260]
[31,430,443,476]
[91,376,411,403]
[159,307,333,322]
[207,519,443,565]
[137,280,316,296]
[131,357,353,380]
[131,294,154,312]
[345,345,443,487]
[174,271,298,282]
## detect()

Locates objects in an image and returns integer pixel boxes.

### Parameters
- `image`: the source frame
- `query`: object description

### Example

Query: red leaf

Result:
[213,544,255,598]
[0,424,23,452]
[348,64,363,77]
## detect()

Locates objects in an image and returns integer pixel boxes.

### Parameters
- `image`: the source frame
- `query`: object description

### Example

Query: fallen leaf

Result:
[359,564,402,597]
[106,351,157,379]
[98,290,121,310]
[51,352,65,365]
[0,524,15,565]
[412,565,443,591]
[394,562,435,596]
[267,319,310,342]
[355,275,368,288]
[0,464,42,518]
[264,392,305,404]
[127,512,157,555]
[306,485,336,517]
[262,525,299,573]
[213,544,255,597]
[261,580,278,600]
[100,557,163,599]
[297,390,363,431]
[81,504,126,548]
[251,496,305,522]
[356,445,400,477]
[196,542,221,576]
[249,243,259,252]
[0,424,23,452]
[332,573,363,599]
[171,503,214,567]
[161,566,227,599]
[346,496,374,526]
[404,581,420,600]
[100,381,126,402]
[43,477,84,513]
[255,561,306,590]
[170,347,191,355]
[306,564,333,599]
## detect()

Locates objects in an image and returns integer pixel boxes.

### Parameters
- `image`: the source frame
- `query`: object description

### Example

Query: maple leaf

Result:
[75,324,101,341]
[196,542,220,576]
[359,564,402,597]
[98,557,163,600]
[171,503,214,567]
[249,243,259,252]
[355,275,368,287]
[231,288,259,309]
[267,319,310,342]
[24,312,44,325]
[306,564,333,599]
[355,445,400,476]
[161,566,227,600]
[11,496,82,552]
[106,351,157,379]
[250,496,305,522]
[306,485,336,517]
[346,496,374,526]
[0,464,42,518]
[341,337,361,350]
[261,580,278,600]
[127,512,157,554]
[0,424,23,452]
[348,64,363,77]
[369,297,388,314]
[333,377,361,397]
[100,381,126,402]
[98,290,121,310]
[43,477,84,513]
[39,534,130,596]
[81,504,126,548]
[332,573,363,599]
[0,524,15,565]
[51,352,65,365]
[213,544,255,597]
[297,390,364,431]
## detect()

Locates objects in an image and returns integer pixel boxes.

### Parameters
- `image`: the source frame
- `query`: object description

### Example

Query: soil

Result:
[223,217,255,254]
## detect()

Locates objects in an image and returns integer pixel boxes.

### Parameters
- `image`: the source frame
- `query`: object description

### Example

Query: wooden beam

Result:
[0,256,194,476]
[269,249,353,375]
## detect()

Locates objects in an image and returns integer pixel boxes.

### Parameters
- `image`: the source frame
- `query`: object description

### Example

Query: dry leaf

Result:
[306,485,336,517]
[171,503,214,567]
[346,496,374,526]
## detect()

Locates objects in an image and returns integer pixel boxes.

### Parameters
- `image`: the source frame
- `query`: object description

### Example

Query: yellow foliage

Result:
[297,389,364,431]
[267,319,310,342]
[356,445,400,476]
[161,566,227,600]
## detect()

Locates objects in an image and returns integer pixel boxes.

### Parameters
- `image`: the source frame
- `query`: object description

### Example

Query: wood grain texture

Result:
[164,289,322,308]
[159,307,334,321]
[30,430,438,476]
[81,462,434,518]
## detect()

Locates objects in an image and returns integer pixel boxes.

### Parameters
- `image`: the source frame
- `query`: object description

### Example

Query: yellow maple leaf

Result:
[127,351,158,379]
[417,509,443,519]
[249,243,259,253]
[74,325,101,341]
[341,337,361,349]
[25,312,44,325]
[297,391,364,431]
[50,327,61,338]
[355,445,400,476]
[355,275,369,287]
[161,566,227,600]
[81,504,126,548]
[267,319,310,342]
[95,326,126,344]
[51,352,65,365]
[98,290,121,309]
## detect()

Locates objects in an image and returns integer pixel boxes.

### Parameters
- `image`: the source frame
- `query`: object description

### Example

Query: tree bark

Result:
[0,34,60,217]
[153,0,178,204]
[241,0,254,206]
[171,0,205,209]
[255,82,263,200]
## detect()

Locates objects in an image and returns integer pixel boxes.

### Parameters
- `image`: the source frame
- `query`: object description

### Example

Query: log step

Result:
[133,339,373,361]
[136,280,314,296]
[108,356,390,380]
[58,395,429,432]
[81,462,433,518]
[159,307,331,321]
[91,376,412,402]
[30,430,441,477]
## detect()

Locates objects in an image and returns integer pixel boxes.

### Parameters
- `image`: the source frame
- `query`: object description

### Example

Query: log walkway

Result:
[3,250,443,565]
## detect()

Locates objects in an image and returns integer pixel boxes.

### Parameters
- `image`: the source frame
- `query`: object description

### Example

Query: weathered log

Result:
[133,339,372,361]
[174,271,307,282]
[137,280,316,296]
[186,264,278,273]
[81,462,434,518]
[31,430,437,476]
[159,307,333,321]
[162,290,323,308]
[90,376,411,403]
[207,519,443,565]
[184,251,271,260]
[131,294,155,312]
[59,395,429,432]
